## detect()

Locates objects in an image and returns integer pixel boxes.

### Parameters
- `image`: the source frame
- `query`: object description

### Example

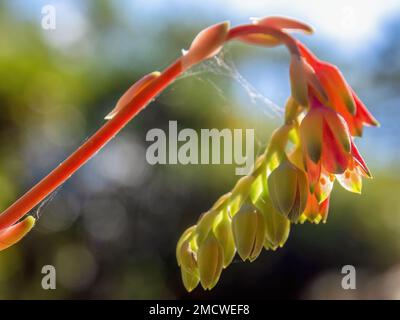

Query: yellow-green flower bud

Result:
[179,240,198,273]
[176,225,196,267]
[197,231,224,290]
[232,203,266,262]
[214,211,236,268]
[255,197,290,250]
[181,268,200,293]
[267,158,308,222]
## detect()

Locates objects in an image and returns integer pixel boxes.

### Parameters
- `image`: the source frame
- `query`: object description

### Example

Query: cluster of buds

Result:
[176,17,378,291]
[0,15,378,293]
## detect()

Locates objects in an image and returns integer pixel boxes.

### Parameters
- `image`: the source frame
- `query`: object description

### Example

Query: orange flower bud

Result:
[105,71,160,120]
[0,216,35,251]
[181,21,230,69]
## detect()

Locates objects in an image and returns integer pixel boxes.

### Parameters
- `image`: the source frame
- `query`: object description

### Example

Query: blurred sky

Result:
[6,0,400,170]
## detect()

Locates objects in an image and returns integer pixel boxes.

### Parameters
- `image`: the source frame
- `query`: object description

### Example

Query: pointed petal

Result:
[351,141,371,178]
[336,167,362,194]
[322,63,356,115]
[321,119,350,174]
[323,108,351,153]
[352,91,379,127]
[319,197,330,223]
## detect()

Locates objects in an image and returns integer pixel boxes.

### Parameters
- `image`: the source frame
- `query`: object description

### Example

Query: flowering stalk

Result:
[0,17,378,292]
[175,17,379,291]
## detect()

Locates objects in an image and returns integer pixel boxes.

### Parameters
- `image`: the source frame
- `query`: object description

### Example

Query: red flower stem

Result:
[0,59,183,230]
[0,23,301,231]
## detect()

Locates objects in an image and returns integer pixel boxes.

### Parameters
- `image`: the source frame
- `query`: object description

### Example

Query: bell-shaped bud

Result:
[267,159,308,222]
[197,231,224,290]
[0,216,35,251]
[105,71,160,120]
[181,268,200,293]
[254,197,290,250]
[214,211,236,268]
[232,203,266,261]
[176,226,200,292]
[181,22,230,70]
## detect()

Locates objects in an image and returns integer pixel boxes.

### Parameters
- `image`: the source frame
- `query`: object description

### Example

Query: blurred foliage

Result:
[0,1,399,299]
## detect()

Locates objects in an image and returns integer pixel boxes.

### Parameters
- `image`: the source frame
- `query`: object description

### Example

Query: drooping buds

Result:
[232,203,266,261]
[255,197,291,250]
[181,21,230,70]
[175,16,378,292]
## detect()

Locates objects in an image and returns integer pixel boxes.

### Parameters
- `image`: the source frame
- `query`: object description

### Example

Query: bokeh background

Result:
[0,0,399,299]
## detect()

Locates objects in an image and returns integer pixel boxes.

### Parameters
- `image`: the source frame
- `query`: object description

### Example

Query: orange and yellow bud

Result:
[0,216,35,251]
[105,71,161,120]
[182,21,230,69]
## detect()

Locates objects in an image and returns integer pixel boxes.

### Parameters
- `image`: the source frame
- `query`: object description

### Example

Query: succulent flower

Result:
[175,16,378,291]
[0,14,378,293]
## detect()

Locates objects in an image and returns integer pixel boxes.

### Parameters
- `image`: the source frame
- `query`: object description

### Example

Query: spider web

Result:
[177,48,283,117]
